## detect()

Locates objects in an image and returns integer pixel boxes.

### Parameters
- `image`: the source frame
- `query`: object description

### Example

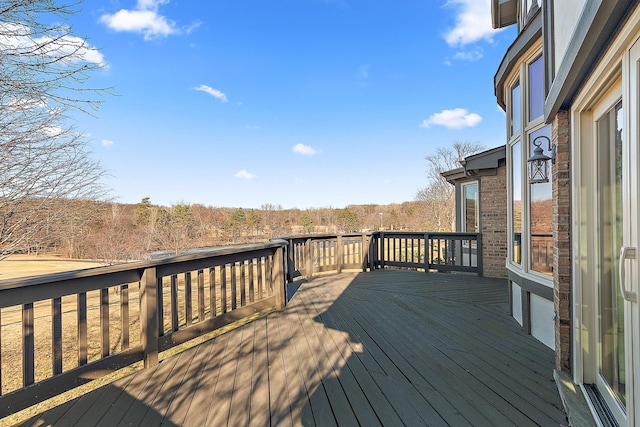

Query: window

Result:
[462,183,479,233]
[528,56,544,121]
[511,142,522,264]
[511,81,521,137]
[529,125,552,274]
[507,49,552,277]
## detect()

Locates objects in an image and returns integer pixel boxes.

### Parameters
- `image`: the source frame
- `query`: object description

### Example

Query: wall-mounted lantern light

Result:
[528,135,556,184]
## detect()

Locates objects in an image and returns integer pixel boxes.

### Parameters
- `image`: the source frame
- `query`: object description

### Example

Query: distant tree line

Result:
[2,198,441,263]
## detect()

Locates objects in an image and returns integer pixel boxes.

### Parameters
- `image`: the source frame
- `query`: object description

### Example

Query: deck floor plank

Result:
[203,322,248,426]
[283,286,339,426]
[137,344,209,426]
[159,334,220,426]
[249,316,272,427]
[296,283,382,427]
[271,306,311,426]
[335,285,496,426]
[302,282,418,427]
[179,330,232,426]
[346,290,532,426]
[227,321,256,426]
[22,270,568,427]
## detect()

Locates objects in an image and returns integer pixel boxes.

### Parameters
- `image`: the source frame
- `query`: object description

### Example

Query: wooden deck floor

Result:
[21,270,566,426]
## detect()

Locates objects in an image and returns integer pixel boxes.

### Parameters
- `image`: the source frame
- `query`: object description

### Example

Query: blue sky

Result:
[71,0,515,209]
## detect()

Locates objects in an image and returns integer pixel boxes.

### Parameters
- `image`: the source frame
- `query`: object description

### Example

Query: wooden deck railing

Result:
[279,231,482,280]
[0,241,287,418]
[0,231,481,418]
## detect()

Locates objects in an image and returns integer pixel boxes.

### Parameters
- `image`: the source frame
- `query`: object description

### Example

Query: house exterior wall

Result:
[495,0,640,424]
[552,110,571,371]
[551,0,585,74]
[480,164,508,278]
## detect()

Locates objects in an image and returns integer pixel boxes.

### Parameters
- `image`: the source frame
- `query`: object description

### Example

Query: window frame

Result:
[461,181,480,233]
[505,41,553,285]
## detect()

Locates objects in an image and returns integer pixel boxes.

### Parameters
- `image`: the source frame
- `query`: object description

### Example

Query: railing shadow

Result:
[16,385,180,426]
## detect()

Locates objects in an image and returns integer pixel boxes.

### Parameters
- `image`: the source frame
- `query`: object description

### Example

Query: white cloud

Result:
[292,143,321,156]
[452,47,484,62]
[194,85,228,103]
[235,169,256,180]
[99,0,186,40]
[420,108,482,129]
[101,139,115,147]
[443,0,501,46]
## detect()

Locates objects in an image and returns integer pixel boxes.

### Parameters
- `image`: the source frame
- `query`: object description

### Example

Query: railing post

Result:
[141,267,159,368]
[374,233,379,270]
[369,234,375,270]
[424,233,430,272]
[361,234,368,272]
[380,232,385,270]
[305,238,313,279]
[273,245,286,310]
[337,235,343,274]
[287,239,295,282]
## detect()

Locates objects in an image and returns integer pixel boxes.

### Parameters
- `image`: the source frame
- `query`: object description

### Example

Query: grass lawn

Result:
[0,254,104,281]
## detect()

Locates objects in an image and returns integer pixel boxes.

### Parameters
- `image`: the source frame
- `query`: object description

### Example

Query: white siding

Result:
[511,282,523,325]
[553,0,586,74]
[530,293,555,349]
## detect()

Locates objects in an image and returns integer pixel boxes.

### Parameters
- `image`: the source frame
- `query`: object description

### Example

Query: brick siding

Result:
[553,110,571,372]
[480,165,508,279]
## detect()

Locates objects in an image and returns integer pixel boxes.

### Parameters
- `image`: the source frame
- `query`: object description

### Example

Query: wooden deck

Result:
[21,270,566,426]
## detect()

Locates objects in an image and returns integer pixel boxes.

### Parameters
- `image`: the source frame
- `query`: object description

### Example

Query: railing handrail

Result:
[0,240,287,291]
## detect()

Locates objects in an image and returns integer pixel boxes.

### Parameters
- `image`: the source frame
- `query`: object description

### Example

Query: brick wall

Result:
[480,165,508,278]
[553,110,571,372]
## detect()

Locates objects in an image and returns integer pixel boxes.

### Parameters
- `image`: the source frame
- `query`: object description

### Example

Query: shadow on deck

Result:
[21,270,566,426]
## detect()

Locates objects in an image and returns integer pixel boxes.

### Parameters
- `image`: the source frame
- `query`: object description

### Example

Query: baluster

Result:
[220,264,228,314]
[273,246,286,310]
[100,288,109,358]
[121,285,129,349]
[185,272,192,326]
[52,297,62,375]
[157,278,164,336]
[239,261,246,307]
[249,258,255,303]
[209,267,217,318]
[231,262,238,310]
[22,303,34,387]
[78,292,87,366]
[257,258,264,300]
[266,255,273,294]
[198,269,205,322]
[337,236,343,273]
[171,275,179,331]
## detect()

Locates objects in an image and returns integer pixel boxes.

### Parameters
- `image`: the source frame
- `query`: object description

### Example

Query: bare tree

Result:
[415,141,484,232]
[0,0,109,258]
[156,204,194,256]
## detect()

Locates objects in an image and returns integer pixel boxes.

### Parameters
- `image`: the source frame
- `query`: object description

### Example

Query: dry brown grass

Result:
[0,254,104,281]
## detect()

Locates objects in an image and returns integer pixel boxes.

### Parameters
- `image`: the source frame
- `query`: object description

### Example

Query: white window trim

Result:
[461,181,479,233]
